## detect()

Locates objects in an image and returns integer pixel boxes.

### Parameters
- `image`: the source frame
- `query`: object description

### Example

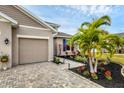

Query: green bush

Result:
[82,70,90,77]
[91,73,98,80]
[74,56,87,63]
[54,57,61,64]
[105,76,112,80]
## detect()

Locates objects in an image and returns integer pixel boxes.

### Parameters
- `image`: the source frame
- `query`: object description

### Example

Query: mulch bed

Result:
[70,63,124,88]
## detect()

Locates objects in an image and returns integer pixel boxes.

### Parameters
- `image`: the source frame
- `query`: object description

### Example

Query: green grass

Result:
[98,53,124,65]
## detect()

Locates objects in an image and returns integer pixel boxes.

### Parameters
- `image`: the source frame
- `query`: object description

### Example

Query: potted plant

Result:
[0,55,9,70]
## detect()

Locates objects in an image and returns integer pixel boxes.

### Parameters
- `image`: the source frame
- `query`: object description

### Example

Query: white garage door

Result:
[19,38,48,64]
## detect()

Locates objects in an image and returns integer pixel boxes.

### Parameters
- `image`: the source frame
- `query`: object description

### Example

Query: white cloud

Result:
[40,6,115,35]
[65,5,113,17]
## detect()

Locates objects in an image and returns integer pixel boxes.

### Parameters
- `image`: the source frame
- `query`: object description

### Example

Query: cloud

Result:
[24,5,124,34]
[65,5,113,17]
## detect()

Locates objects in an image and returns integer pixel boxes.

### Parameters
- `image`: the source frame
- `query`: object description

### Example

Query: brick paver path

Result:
[0,62,103,88]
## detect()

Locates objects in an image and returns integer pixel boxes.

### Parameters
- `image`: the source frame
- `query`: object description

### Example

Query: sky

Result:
[24,5,124,35]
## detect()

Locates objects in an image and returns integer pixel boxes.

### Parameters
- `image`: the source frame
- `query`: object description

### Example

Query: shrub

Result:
[82,70,90,77]
[105,76,112,80]
[74,56,87,63]
[91,73,98,80]
[54,57,61,64]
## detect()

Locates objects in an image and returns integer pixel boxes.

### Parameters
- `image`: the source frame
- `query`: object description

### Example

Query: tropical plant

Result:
[69,15,121,79]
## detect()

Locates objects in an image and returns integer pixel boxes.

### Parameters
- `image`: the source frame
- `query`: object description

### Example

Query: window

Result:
[63,39,66,51]
[63,39,70,51]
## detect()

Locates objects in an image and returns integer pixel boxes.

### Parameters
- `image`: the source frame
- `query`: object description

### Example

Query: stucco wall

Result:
[0,22,12,68]
[12,28,18,66]
[12,26,53,66]
[55,38,64,56]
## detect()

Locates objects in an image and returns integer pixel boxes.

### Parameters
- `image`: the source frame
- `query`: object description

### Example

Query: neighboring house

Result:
[54,32,77,56]
[0,5,57,68]
[45,21,60,31]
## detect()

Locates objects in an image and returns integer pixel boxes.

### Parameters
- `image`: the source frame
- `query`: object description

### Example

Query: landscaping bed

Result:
[53,56,65,64]
[58,56,87,64]
[70,63,124,88]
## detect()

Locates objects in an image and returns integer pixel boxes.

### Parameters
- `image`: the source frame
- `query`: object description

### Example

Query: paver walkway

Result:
[0,62,103,88]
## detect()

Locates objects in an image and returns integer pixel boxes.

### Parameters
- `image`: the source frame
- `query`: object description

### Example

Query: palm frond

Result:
[80,22,91,29]
[91,15,111,29]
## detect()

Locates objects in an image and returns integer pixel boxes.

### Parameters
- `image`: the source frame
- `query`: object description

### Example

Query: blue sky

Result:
[24,5,124,35]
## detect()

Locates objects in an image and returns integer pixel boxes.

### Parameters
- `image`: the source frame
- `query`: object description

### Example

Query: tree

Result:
[113,36,124,53]
[69,15,120,79]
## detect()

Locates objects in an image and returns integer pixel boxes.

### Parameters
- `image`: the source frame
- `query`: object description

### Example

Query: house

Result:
[45,21,60,31]
[0,5,58,68]
[54,32,77,56]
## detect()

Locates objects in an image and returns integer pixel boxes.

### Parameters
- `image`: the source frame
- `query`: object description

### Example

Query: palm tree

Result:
[113,36,124,53]
[69,15,119,79]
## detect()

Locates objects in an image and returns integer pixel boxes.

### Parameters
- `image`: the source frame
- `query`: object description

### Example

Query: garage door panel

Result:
[19,38,48,64]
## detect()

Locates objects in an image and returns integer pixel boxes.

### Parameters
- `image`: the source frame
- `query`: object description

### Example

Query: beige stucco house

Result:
[0,5,58,68]
[54,32,77,56]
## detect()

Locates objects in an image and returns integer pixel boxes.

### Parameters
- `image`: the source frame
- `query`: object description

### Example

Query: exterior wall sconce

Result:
[4,38,9,45]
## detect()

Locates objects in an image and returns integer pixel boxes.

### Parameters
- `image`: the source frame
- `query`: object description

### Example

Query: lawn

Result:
[98,53,124,65]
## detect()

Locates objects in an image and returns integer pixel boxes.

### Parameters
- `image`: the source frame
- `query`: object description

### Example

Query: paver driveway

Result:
[0,62,103,88]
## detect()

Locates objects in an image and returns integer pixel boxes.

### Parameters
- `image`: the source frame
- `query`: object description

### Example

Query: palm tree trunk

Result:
[89,57,94,73]
[93,48,95,57]
[88,50,95,73]
[94,59,98,73]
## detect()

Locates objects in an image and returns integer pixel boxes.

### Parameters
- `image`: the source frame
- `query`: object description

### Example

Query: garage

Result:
[19,38,48,64]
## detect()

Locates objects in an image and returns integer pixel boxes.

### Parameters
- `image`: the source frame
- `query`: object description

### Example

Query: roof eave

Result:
[54,36,71,38]
[0,12,18,26]
[13,5,57,33]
